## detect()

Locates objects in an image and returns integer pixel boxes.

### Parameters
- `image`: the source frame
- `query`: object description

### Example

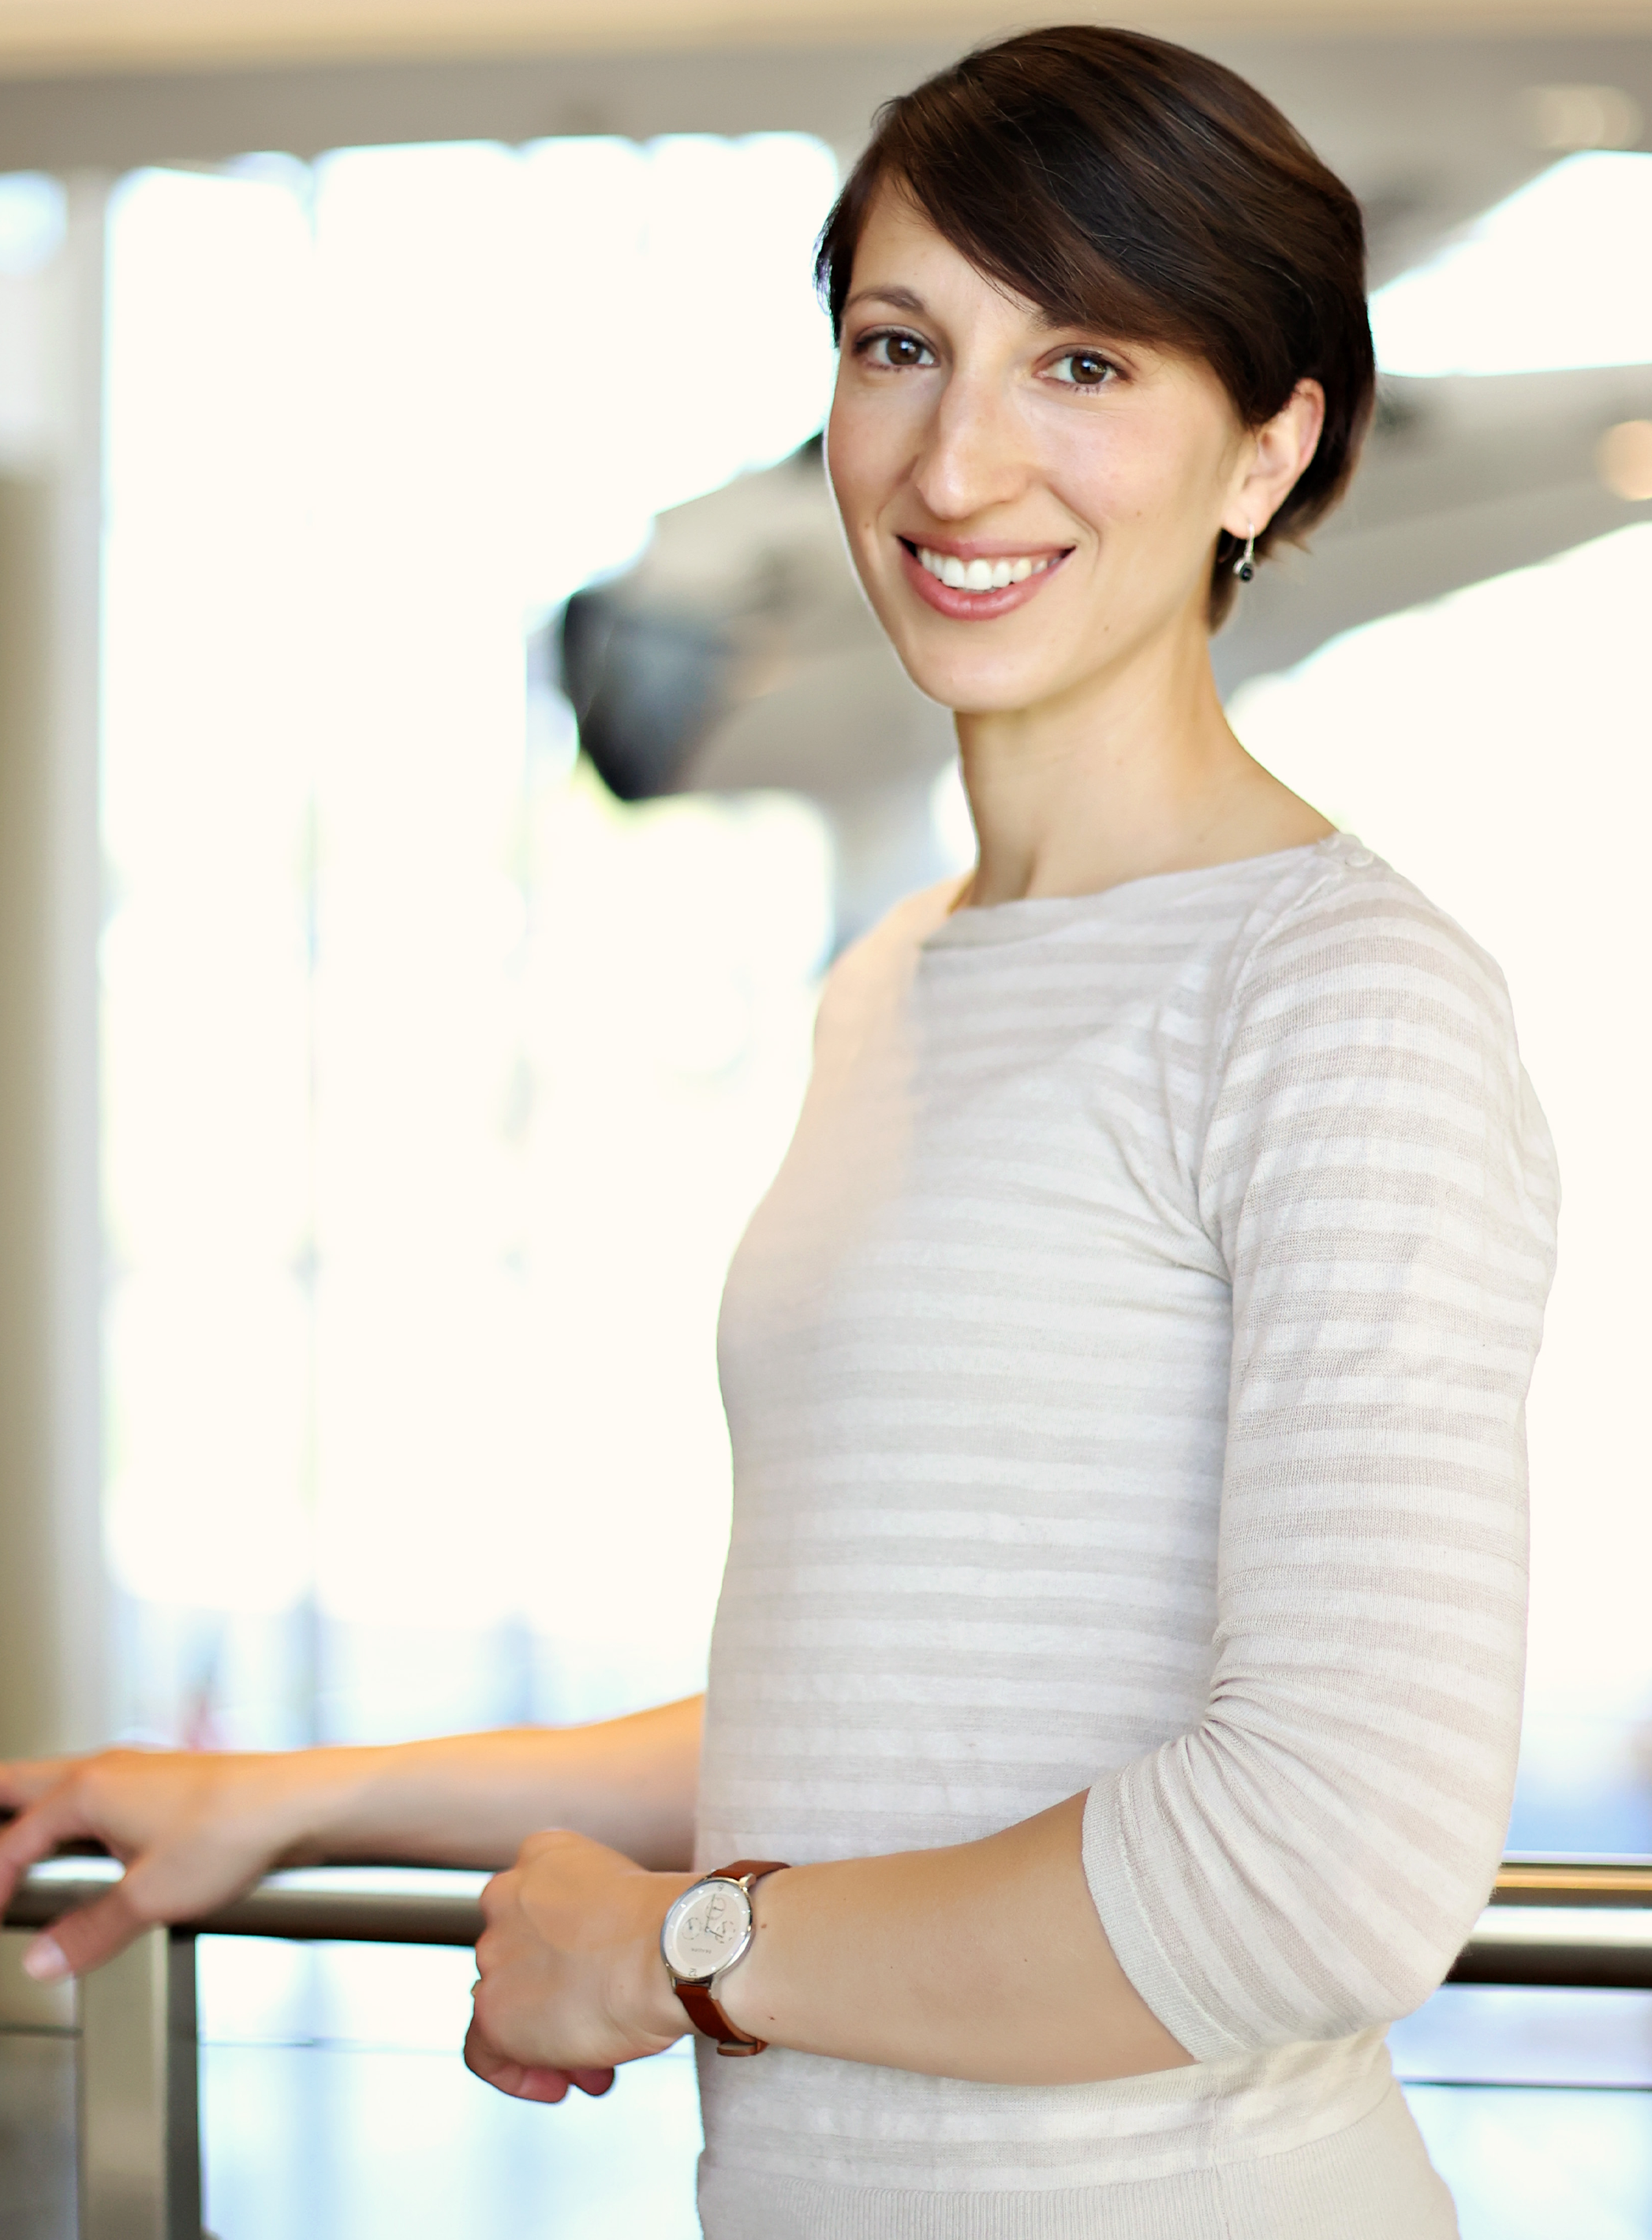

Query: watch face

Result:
[662,1878,753,1980]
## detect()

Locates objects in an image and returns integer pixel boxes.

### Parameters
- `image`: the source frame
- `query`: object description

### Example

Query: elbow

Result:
[1092,1743,1512,2062]
[1273,1946,1458,2048]
[1217,1868,1495,2053]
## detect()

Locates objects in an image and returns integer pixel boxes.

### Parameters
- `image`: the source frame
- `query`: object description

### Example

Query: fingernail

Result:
[22,1935,69,1983]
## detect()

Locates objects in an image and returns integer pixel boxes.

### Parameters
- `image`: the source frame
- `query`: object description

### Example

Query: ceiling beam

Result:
[0,41,958,168]
[3,24,1651,182]
[0,0,1649,84]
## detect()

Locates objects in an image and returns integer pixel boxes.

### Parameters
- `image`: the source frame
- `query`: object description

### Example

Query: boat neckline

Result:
[920,832,1368,951]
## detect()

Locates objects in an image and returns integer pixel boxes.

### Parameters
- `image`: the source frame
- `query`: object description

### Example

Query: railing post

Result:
[77,1929,200,2240]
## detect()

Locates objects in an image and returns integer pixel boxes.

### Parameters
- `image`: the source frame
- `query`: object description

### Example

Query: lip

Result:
[896,537,1072,622]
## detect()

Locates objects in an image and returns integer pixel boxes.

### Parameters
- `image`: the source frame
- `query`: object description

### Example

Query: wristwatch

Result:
[659,1858,789,2056]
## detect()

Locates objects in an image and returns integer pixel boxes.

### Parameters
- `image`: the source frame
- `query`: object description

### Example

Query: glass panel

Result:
[195,1936,702,2240]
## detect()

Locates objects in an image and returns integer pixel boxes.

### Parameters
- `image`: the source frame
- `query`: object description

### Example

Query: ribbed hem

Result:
[698,2084,1457,2240]
[1080,1775,1240,2066]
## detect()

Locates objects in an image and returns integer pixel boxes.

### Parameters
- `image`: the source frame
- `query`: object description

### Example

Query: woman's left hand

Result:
[465,1829,693,2104]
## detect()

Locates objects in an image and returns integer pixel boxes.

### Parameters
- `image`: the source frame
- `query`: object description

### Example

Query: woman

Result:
[0,28,1557,2238]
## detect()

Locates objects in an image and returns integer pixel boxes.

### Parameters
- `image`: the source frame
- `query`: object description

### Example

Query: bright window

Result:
[1369,151,1652,376]
[101,136,838,1746]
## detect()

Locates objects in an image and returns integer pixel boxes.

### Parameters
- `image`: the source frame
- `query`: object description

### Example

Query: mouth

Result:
[897,537,1072,620]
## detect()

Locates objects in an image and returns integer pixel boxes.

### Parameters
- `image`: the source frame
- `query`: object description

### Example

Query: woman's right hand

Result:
[0,1746,327,1981]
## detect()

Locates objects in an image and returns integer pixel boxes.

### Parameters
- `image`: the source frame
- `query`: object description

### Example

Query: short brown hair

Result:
[817,26,1375,626]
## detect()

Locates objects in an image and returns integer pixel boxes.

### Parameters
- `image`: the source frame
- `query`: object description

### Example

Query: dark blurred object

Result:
[561,595,727,802]
[555,438,958,945]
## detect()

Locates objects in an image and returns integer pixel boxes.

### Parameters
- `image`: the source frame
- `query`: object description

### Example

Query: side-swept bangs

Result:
[816,27,1377,626]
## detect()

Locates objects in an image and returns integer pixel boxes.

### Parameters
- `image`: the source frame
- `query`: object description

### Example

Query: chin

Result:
[891,638,1062,718]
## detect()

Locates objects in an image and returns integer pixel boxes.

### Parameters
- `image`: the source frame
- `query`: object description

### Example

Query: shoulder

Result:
[1207,840,1558,1232]
[1225,838,1523,1071]
[1198,845,1559,1329]
[814,876,963,1018]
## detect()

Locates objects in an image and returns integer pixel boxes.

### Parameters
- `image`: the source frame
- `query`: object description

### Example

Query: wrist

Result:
[626,1870,698,2043]
[712,1865,792,2041]
[262,1745,397,1864]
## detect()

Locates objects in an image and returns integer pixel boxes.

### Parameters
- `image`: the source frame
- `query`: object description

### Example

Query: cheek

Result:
[1021,401,1150,539]
[1065,427,1164,525]
[824,391,881,537]
[1049,416,1225,556]
[826,405,900,613]
[828,370,933,516]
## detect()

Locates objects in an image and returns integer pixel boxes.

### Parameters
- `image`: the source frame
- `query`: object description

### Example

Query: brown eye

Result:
[1068,352,1110,385]
[867,331,933,369]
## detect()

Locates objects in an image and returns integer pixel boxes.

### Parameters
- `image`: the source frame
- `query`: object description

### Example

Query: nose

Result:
[910,367,1034,523]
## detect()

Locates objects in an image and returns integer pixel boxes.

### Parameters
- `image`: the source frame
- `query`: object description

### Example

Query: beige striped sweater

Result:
[694,834,1559,2239]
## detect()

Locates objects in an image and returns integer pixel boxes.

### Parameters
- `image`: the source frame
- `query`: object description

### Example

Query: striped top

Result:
[694,834,1559,2240]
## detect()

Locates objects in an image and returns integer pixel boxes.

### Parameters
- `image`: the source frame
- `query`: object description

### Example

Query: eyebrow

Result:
[843,281,1105,338]
[841,279,1138,355]
[841,284,928,317]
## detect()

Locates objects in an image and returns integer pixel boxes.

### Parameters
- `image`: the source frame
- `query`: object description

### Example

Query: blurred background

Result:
[2,0,1651,2234]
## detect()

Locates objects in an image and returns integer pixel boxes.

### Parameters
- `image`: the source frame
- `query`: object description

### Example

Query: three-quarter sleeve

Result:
[1082,869,1560,2062]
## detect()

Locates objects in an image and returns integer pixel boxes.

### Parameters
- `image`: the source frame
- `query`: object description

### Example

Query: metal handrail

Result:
[1453,1853,1652,1990]
[6,1854,1638,1944]
[10,1849,1652,1960]
[1488,1854,1652,1905]
[6,1857,489,1946]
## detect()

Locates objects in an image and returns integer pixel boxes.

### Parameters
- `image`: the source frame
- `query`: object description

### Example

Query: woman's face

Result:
[827,186,1291,718]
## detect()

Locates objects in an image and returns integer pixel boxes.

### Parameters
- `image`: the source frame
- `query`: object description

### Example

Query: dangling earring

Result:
[1233,522,1257,583]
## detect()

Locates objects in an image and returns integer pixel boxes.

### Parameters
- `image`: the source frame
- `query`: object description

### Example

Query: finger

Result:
[28,1884,152,1982]
[570,2067,616,2096]
[463,2018,570,2104]
[515,2067,581,2104]
[484,2060,570,2103]
[0,1758,75,1811]
[0,1782,104,1911]
[478,1869,515,1924]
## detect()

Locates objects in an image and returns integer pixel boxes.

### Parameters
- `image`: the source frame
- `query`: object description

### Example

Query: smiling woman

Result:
[824,190,1330,812]
[0,26,1558,2240]
[818,26,1374,634]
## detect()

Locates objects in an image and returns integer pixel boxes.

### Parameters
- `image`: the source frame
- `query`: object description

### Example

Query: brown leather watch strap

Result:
[672,1859,790,2058]
[674,1979,766,2055]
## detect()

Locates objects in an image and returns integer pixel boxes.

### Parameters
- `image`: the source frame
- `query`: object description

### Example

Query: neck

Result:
[955,607,1329,909]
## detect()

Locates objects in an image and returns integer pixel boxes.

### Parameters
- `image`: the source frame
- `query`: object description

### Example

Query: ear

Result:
[1223,380,1325,541]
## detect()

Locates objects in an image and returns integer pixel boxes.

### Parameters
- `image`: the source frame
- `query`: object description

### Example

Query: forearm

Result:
[1,1699,705,1981]
[694,1793,1190,2085]
[298,1695,703,1872]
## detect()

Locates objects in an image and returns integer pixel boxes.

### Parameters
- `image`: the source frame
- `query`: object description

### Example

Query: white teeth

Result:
[915,545,1052,593]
